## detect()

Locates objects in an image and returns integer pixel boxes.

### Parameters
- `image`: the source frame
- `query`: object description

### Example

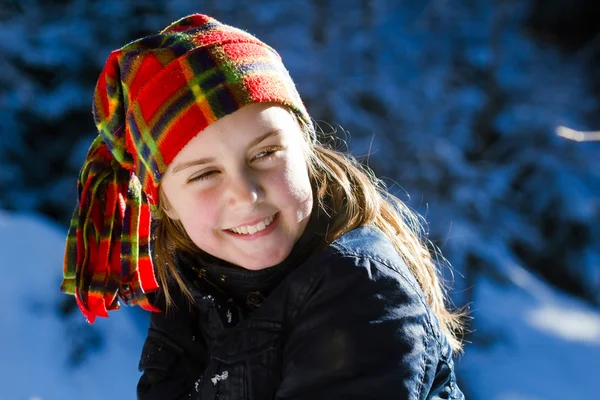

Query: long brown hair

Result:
[153,112,466,353]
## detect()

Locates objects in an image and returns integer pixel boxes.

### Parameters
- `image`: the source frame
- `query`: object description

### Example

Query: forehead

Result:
[176,104,301,157]
[211,103,297,135]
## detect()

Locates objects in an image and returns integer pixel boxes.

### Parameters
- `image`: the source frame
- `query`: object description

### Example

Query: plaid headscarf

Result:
[61,14,312,323]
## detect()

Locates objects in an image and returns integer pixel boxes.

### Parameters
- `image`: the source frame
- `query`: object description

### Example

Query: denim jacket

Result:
[137,225,465,399]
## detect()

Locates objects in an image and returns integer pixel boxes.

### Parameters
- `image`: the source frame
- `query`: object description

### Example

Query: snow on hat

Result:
[61,14,312,323]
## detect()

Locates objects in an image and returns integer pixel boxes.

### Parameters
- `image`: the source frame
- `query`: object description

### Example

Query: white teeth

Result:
[229,214,275,235]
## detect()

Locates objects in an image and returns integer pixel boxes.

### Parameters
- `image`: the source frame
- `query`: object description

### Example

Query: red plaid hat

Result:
[61,14,312,323]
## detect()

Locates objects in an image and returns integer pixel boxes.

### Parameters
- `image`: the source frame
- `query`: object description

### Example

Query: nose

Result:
[226,169,264,208]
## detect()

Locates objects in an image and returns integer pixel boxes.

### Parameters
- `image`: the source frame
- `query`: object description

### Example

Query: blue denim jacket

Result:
[138,225,465,399]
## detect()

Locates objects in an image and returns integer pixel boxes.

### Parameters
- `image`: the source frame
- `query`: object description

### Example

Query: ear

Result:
[163,204,180,220]
[158,187,180,220]
[162,199,180,220]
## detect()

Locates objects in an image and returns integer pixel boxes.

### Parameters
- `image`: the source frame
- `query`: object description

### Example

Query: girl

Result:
[62,14,465,400]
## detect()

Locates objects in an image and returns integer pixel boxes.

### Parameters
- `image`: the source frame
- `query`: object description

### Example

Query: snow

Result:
[0,211,147,400]
[459,268,600,399]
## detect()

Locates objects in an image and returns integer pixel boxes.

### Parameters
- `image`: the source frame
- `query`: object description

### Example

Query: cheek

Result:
[287,167,312,200]
[173,191,220,233]
[274,156,313,205]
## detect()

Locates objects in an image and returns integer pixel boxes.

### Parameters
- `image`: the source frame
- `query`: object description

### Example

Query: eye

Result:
[188,170,219,183]
[252,146,280,162]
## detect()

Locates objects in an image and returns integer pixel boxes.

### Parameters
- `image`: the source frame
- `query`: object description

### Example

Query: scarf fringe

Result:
[61,136,160,324]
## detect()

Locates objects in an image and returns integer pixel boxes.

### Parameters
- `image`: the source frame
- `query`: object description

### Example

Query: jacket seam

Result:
[416,332,431,400]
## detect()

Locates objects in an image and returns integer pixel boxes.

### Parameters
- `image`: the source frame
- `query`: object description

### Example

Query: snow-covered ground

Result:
[458,268,600,399]
[0,211,146,400]
[1,210,599,399]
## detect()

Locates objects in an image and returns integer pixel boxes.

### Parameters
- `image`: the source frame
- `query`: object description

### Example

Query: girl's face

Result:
[161,103,314,270]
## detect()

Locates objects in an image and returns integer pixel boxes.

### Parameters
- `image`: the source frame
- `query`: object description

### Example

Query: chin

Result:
[240,264,272,271]
[238,251,290,271]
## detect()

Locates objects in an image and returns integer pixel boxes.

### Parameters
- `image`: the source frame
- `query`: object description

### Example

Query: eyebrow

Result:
[171,128,282,174]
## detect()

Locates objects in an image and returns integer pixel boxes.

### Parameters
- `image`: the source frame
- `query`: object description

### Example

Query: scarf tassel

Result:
[61,137,160,324]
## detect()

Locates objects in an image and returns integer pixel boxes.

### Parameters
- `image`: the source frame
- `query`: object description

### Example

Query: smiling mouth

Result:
[227,213,277,235]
